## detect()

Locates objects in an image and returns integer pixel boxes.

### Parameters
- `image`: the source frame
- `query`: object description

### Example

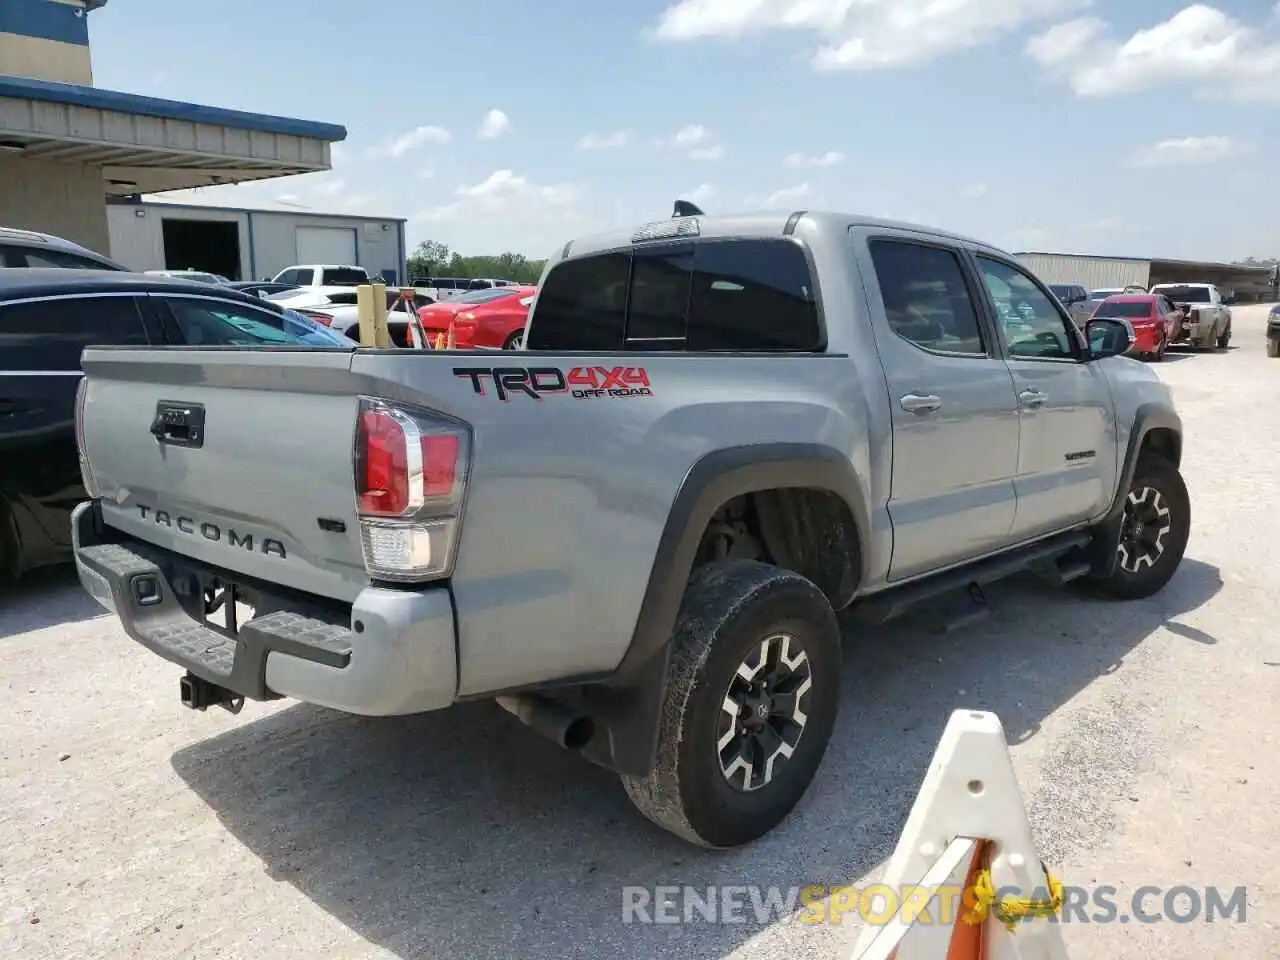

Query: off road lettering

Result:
[136,505,286,558]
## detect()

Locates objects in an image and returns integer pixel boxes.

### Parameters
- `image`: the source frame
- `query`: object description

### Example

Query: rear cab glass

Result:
[1095,299,1154,318]
[1153,285,1210,303]
[526,238,821,351]
[322,268,370,286]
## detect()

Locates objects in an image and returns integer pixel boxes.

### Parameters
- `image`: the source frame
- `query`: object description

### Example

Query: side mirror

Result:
[1086,317,1136,359]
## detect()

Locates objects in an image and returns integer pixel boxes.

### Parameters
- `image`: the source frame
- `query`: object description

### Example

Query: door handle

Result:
[1018,388,1047,409]
[900,393,942,414]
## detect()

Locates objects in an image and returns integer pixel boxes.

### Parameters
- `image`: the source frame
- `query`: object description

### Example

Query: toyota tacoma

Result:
[71,206,1189,848]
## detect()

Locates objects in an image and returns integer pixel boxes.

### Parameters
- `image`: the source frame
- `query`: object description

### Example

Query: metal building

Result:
[1015,251,1277,301]
[1,1,349,268]
[106,199,407,283]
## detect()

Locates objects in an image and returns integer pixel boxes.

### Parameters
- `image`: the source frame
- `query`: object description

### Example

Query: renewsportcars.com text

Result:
[622,884,1248,926]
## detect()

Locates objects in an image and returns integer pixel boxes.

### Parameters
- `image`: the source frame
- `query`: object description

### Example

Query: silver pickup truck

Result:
[71,208,1189,848]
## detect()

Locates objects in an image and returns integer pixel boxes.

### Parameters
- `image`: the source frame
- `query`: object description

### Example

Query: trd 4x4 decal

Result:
[453,366,653,401]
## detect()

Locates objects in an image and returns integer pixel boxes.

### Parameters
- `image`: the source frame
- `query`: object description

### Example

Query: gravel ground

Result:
[2,306,1277,960]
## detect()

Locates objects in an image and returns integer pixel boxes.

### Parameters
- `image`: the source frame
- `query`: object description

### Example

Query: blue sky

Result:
[88,0,1280,261]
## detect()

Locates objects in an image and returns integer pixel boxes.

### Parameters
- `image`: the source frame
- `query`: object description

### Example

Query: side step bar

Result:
[852,530,1093,625]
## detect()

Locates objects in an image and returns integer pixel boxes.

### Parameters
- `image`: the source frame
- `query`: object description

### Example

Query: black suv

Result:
[0,270,329,580]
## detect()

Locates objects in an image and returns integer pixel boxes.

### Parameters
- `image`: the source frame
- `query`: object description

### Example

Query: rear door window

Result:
[157,296,306,345]
[0,295,148,370]
[867,239,986,356]
[527,238,820,351]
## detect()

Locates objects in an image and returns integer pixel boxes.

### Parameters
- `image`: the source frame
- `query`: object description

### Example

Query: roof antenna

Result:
[672,199,704,218]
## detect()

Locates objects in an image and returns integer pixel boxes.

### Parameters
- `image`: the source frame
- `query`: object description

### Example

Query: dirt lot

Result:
[2,307,1278,960]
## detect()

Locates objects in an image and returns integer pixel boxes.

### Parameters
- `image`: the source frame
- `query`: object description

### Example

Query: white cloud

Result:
[367,125,452,158]
[784,150,845,168]
[657,124,725,160]
[1027,5,1280,102]
[416,169,580,224]
[478,109,511,139]
[762,183,819,208]
[960,183,989,198]
[683,183,715,204]
[649,0,1088,70]
[578,129,631,150]
[1128,135,1248,168]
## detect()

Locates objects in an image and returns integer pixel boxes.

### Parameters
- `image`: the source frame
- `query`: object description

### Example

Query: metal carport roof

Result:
[0,75,347,195]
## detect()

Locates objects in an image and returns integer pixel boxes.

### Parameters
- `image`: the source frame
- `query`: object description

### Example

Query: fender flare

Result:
[577,443,870,777]
[1086,403,1183,575]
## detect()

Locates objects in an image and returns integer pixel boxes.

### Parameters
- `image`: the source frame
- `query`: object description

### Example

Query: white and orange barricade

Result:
[849,710,1068,960]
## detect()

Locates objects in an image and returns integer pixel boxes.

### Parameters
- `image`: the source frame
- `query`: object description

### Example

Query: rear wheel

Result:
[620,559,841,848]
[1090,455,1189,600]
[1217,322,1231,349]
[503,331,524,350]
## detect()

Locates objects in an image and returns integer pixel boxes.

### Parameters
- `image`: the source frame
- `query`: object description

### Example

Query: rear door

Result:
[970,254,1115,540]
[0,293,151,552]
[853,231,1021,580]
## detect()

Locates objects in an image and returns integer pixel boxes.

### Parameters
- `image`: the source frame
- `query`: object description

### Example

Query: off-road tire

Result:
[1090,455,1190,601]
[1216,323,1231,349]
[1268,339,1280,358]
[620,559,841,848]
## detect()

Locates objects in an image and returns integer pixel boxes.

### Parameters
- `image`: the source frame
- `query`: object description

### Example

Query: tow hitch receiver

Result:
[179,672,245,714]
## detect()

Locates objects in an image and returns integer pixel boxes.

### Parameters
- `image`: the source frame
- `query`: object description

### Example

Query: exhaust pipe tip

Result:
[497,694,595,751]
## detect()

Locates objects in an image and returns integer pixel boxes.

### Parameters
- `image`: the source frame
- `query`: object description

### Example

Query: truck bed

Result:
[76,344,869,697]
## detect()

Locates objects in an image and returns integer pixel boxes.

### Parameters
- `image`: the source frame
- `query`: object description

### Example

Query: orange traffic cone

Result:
[849,710,1067,960]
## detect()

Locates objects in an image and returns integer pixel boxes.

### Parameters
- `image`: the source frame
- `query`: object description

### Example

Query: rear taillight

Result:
[353,398,469,582]
[74,375,99,497]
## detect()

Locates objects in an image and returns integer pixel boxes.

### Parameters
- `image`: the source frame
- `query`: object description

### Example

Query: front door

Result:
[856,232,1022,581]
[972,255,1116,541]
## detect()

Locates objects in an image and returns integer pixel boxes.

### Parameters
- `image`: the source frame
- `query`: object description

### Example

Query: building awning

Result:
[0,75,347,195]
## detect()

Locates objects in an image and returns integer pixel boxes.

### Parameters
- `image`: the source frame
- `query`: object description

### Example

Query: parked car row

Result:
[0,260,358,581]
[1049,281,1233,361]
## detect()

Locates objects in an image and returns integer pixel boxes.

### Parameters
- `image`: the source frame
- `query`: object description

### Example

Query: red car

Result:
[417,285,536,349]
[1089,294,1182,361]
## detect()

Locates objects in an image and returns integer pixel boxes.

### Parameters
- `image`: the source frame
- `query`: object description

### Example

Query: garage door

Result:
[295,226,357,265]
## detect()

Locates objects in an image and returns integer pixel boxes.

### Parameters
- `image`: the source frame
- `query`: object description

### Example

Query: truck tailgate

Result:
[79,347,368,602]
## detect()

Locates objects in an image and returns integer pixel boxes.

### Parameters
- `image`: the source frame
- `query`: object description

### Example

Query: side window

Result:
[975,257,1076,361]
[21,248,111,270]
[526,252,630,350]
[0,296,147,371]
[867,239,986,356]
[686,239,820,350]
[162,297,300,345]
[294,269,315,285]
[275,269,297,285]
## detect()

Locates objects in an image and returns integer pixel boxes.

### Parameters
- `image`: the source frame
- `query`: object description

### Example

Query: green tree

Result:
[407,239,546,285]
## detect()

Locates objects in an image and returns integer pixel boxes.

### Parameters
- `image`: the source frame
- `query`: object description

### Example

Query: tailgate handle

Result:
[150,401,205,448]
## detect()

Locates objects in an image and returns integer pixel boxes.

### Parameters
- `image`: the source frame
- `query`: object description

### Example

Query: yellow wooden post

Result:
[356,282,391,348]
[371,282,390,348]
[356,283,376,346]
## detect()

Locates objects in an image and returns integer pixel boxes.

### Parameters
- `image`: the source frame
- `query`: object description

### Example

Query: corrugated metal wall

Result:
[1016,255,1150,290]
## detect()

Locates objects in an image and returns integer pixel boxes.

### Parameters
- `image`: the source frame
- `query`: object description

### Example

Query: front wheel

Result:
[1217,323,1231,349]
[620,559,842,848]
[1090,455,1190,600]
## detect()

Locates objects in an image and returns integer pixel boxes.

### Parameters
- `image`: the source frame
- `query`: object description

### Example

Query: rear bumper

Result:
[72,500,458,716]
